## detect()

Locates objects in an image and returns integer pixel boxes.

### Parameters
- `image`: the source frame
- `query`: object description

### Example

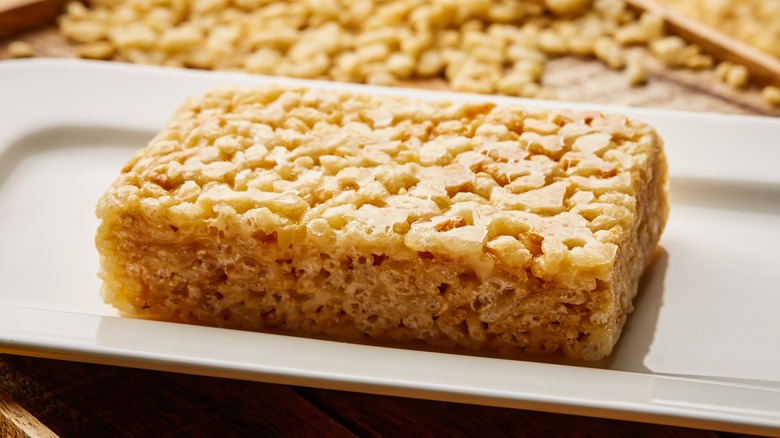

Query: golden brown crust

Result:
[96,86,668,360]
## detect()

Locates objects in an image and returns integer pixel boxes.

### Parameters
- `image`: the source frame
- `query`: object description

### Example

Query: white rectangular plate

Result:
[1,59,779,435]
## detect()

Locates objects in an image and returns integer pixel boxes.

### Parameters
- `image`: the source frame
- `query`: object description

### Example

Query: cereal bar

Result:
[96,86,669,360]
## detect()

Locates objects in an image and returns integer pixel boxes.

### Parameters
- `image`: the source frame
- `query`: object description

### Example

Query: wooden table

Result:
[1,25,778,438]
[1,353,760,438]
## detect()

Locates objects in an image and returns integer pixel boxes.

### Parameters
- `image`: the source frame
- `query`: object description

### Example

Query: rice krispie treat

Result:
[96,86,669,360]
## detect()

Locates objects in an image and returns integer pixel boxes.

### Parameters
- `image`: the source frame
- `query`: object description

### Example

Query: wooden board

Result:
[0,390,57,438]
[0,0,66,39]
[0,354,751,437]
[627,0,780,88]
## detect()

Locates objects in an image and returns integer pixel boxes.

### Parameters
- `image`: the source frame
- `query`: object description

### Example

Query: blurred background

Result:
[1,0,779,115]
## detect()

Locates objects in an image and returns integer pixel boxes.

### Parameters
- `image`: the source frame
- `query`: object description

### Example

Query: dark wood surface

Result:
[0,354,757,437]
[0,0,65,39]
[0,13,778,438]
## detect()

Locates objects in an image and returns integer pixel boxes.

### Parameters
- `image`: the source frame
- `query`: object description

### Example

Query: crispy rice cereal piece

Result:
[96,86,669,360]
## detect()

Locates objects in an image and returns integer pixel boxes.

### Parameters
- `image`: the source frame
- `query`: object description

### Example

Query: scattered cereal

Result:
[54,0,779,106]
[8,41,33,58]
[657,0,780,59]
[715,61,750,89]
[762,86,780,107]
[625,52,647,85]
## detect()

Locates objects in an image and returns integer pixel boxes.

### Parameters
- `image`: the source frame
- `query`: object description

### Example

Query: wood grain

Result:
[0,390,58,438]
[0,354,354,437]
[0,0,66,39]
[294,387,725,438]
[626,0,780,88]
[0,354,750,438]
